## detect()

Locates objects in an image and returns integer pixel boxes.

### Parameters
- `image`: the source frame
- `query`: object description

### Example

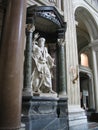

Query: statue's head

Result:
[38,37,45,47]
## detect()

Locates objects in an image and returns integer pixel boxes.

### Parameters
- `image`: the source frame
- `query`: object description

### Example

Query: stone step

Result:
[88,122,98,130]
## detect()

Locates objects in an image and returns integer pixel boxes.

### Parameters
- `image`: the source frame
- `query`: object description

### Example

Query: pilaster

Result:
[63,0,88,129]
[63,0,80,106]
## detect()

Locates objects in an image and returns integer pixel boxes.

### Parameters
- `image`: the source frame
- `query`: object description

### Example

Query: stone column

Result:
[88,74,95,109]
[23,24,35,96]
[48,44,57,92]
[0,0,26,129]
[91,47,98,111]
[57,39,67,97]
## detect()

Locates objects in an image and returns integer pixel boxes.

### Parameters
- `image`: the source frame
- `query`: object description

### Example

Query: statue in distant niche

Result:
[31,33,56,94]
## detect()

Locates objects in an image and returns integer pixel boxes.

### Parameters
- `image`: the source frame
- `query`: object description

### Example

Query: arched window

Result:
[80,53,89,67]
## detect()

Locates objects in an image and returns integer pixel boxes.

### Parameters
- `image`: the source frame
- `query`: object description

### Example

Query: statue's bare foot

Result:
[33,89,42,96]
[35,89,41,93]
[49,89,56,94]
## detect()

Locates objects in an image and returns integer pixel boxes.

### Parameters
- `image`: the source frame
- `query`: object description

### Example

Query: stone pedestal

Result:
[68,105,88,130]
[22,96,68,130]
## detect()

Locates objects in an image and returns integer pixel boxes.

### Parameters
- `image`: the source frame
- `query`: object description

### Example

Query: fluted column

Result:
[91,46,98,111]
[63,0,80,105]
[57,39,67,97]
[0,0,26,129]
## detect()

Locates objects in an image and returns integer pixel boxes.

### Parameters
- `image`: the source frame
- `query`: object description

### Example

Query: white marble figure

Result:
[31,35,55,94]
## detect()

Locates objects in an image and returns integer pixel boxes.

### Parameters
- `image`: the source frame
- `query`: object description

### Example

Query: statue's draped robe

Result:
[32,44,54,92]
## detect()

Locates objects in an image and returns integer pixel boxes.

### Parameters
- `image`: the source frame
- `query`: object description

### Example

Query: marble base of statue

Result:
[22,95,68,130]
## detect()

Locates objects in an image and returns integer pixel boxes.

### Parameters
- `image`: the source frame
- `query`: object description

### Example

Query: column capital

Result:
[86,73,92,79]
[57,38,65,46]
[26,24,35,33]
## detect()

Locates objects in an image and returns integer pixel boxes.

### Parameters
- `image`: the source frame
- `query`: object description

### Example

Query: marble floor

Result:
[69,122,98,130]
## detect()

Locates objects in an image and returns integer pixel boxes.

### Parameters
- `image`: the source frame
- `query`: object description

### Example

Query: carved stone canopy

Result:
[26,5,67,43]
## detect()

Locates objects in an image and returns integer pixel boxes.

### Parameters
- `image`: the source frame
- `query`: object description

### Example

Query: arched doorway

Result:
[79,53,94,110]
[80,72,89,109]
[75,6,98,111]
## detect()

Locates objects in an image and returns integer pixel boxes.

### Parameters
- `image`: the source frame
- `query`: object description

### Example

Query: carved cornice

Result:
[26,5,66,31]
[79,65,92,75]
[26,5,67,42]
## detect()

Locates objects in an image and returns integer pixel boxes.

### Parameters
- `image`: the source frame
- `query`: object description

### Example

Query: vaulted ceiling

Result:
[75,8,90,52]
